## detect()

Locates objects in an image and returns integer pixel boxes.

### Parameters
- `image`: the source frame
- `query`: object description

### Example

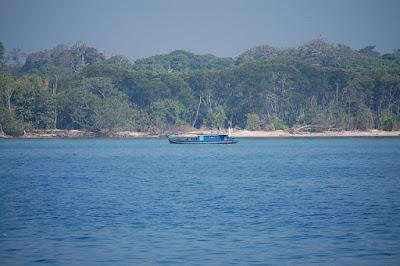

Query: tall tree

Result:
[6,48,26,69]
[0,42,5,66]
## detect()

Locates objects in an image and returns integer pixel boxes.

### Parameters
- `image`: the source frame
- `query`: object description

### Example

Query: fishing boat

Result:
[166,127,239,144]
[166,134,239,144]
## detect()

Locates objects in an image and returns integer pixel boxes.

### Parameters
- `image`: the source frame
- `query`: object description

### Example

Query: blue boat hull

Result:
[166,134,239,144]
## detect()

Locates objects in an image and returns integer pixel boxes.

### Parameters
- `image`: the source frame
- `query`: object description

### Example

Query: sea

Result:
[1,137,400,265]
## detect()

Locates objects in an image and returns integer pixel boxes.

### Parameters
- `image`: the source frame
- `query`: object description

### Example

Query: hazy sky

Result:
[1,0,399,62]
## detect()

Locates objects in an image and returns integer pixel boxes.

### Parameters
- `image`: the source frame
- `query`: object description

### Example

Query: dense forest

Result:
[1,37,400,136]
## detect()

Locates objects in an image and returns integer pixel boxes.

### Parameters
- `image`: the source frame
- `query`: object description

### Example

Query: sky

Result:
[1,0,399,62]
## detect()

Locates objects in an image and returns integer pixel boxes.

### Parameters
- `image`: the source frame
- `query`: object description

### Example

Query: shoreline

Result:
[1,129,399,139]
[230,129,400,138]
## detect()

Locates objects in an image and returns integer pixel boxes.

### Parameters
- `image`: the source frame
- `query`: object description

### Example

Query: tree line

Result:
[1,38,399,136]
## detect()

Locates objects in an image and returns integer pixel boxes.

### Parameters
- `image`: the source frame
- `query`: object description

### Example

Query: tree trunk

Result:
[5,83,14,119]
[335,82,339,104]
[192,95,202,127]
[53,75,58,129]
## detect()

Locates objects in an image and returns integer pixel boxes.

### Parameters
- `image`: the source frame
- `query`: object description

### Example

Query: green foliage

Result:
[269,116,288,130]
[340,114,355,131]
[150,99,187,129]
[245,113,262,131]
[0,42,5,66]
[300,108,328,125]
[106,55,133,69]
[59,77,134,132]
[355,106,374,131]
[264,122,275,131]
[0,115,30,135]
[133,50,234,73]
[378,110,398,131]
[1,40,399,135]
[203,106,227,129]
[236,37,400,71]
[358,46,380,57]
[236,45,291,65]
[20,42,105,74]
[311,117,329,132]
[0,74,55,134]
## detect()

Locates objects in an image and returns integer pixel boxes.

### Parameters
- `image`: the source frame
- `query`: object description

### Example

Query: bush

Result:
[311,117,329,132]
[264,121,275,131]
[378,110,398,131]
[245,113,261,131]
[340,115,354,131]
[355,106,374,131]
[203,106,227,129]
[0,117,32,136]
[269,116,288,130]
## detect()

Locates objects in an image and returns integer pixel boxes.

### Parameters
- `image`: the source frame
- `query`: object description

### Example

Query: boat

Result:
[166,134,239,144]
[166,127,239,144]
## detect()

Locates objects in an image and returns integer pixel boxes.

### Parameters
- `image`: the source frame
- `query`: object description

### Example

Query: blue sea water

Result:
[1,137,400,265]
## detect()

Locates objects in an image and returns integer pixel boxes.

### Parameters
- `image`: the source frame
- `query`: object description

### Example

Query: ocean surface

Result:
[1,137,400,265]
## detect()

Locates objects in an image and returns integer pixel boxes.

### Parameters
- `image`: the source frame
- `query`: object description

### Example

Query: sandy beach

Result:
[229,129,400,138]
[3,129,398,138]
